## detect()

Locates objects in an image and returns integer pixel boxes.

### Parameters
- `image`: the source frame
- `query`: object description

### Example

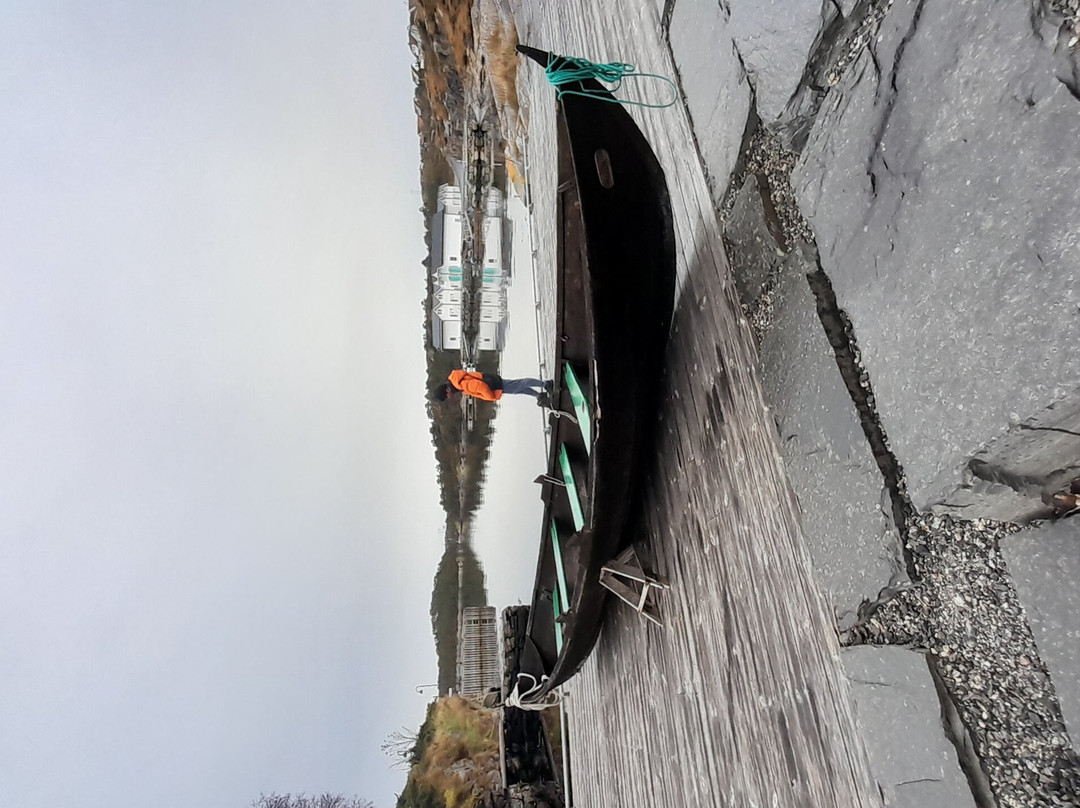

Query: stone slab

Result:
[723,176,902,627]
[667,0,752,206]
[728,0,824,123]
[1001,518,1080,744]
[792,0,1080,513]
[758,256,902,628]
[724,175,784,306]
[837,0,860,17]
[938,394,1080,521]
[843,646,978,808]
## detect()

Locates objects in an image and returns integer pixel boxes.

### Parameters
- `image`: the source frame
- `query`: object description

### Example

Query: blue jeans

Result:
[501,377,546,398]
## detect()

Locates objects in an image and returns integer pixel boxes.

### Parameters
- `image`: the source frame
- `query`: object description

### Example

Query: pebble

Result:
[842,513,1080,806]
[741,129,814,249]
[826,0,895,87]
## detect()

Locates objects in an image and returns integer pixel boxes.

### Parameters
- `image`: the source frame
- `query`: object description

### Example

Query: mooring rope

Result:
[544,55,678,108]
[504,672,563,710]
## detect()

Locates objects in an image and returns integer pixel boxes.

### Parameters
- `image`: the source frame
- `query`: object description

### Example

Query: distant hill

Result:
[430,542,489,693]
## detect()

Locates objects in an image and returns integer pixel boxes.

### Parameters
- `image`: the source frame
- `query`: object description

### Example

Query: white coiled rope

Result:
[504,672,563,710]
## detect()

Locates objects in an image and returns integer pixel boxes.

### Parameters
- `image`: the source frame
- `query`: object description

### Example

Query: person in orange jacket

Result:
[432,370,552,404]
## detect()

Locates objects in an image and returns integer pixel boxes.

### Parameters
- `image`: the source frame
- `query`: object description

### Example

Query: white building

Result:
[430,185,464,351]
[476,210,507,352]
[429,185,512,353]
[457,606,501,699]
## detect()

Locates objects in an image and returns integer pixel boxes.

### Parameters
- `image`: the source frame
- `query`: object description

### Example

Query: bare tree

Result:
[251,793,374,808]
[381,726,420,771]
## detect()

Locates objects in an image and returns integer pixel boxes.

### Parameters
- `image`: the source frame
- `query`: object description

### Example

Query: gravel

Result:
[719,126,811,342]
[1046,0,1080,29]
[841,513,1080,807]
[722,127,813,250]
[824,0,896,87]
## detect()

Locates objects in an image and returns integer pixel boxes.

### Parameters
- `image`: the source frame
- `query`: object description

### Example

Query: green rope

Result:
[544,55,678,108]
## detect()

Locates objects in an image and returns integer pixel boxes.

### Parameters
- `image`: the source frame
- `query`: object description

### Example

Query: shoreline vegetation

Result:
[395,697,564,808]
[409,0,529,692]
[396,697,500,808]
[410,0,499,696]
[401,4,551,807]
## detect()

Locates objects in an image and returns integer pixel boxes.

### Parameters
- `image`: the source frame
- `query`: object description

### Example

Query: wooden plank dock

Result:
[513,0,886,805]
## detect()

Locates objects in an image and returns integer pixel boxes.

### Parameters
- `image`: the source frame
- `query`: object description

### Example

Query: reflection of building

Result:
[457,606,500,698]
[430,185,464,351]
[477,198,507,352]
[429,184,511,353]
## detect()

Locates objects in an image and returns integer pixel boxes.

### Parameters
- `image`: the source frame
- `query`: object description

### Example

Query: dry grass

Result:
[504,158,525,196]
[429,1,474,81]
[484,16,519,114]
[412,0,475,155]
[424,68,450,124]
[479,11,525,192]
[446,3,474,79]
[403,696,500,808]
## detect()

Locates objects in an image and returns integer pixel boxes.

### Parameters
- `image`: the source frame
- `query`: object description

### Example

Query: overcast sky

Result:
[0,2,543,806]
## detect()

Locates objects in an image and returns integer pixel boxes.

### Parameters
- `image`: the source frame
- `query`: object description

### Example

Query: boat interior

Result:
[525,100,595,677]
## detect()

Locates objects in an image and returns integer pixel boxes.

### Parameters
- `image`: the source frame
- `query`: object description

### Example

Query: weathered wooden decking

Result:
[515,0,885,805]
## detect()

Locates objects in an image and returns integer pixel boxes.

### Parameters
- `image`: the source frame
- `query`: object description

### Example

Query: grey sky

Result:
[0,2,462,805]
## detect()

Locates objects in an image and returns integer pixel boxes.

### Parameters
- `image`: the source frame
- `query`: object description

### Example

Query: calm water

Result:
[509,0,885,805]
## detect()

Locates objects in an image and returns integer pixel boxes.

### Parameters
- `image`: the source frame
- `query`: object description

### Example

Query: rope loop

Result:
[544,55,678,109]
[504,672,563,710]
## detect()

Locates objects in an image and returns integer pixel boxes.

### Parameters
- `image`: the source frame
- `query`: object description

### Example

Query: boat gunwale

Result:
[512,45,676,703]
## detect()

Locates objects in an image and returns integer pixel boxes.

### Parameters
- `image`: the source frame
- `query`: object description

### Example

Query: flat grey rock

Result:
[843,646,977,808]
[938,393,1080,521]
[1001,518,1080,744]
[724,175,784,306]
[723,175,901,629]
[757,256,902,628]
[792,0,1080,512]
[728,0,824,122]
[667,0,752,205]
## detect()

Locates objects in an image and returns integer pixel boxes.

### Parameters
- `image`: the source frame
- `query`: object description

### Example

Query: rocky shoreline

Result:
[668,0,1080,803]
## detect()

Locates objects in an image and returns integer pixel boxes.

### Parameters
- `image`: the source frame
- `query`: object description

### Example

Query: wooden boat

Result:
[506,45,677,706]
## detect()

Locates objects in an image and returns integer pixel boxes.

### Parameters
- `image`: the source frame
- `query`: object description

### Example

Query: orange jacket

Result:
[448,370,502,401]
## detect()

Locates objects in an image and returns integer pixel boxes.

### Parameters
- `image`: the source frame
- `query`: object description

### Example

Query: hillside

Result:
[396,697,500,808]
[395,697,565,808]
[430,543,489,693]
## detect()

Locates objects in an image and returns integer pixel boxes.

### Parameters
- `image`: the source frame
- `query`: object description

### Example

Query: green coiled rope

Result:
[544,55,678,108]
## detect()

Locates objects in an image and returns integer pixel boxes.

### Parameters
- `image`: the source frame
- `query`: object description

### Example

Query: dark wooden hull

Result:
[512,46,676,703]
